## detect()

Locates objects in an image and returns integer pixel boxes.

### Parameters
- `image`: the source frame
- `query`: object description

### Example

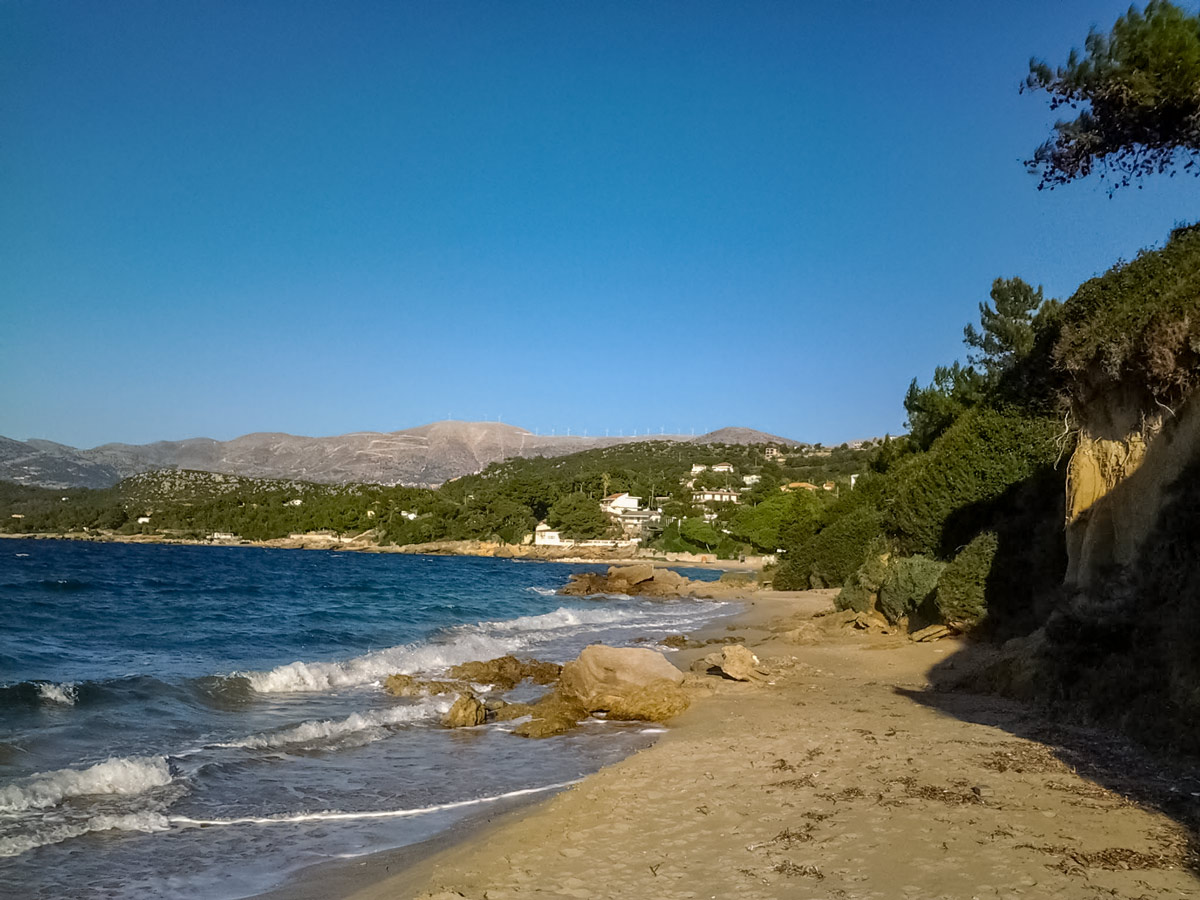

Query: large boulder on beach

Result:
[442,693,487,728]
[558,645,688,721]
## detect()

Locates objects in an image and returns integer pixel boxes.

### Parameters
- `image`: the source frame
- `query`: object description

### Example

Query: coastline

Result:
[261,589,1200,900]
[0,532,757,570]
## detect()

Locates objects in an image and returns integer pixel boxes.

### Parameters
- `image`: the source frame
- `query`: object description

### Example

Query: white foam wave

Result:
[481,605,642,632]
[35,682,78,706]
[0,811,170,859]
[526,586,557,595]
[243,633,523,693]
[215,699,453,750]
[243,599,731,695]
[0,757,172,813]
[170,779,580,828]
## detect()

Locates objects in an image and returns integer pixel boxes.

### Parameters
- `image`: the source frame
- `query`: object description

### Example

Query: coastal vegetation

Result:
[0,441,874,559]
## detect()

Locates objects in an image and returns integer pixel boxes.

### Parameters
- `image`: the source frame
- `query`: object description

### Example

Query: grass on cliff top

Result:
[1055,222,1200,405]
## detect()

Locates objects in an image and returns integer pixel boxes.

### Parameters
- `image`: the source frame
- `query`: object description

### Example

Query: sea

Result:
[0,539,736,899]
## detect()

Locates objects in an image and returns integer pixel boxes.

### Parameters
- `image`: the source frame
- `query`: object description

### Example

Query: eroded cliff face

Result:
[1065,388,1200,589]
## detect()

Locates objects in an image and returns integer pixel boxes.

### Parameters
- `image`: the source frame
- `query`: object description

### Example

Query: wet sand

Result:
[265,590,1200,900]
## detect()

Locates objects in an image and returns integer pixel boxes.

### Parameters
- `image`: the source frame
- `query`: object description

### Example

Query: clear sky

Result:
[3,1,1198,448]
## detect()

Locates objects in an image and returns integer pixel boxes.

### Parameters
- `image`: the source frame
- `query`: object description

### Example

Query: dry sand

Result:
[278,590,1200,900]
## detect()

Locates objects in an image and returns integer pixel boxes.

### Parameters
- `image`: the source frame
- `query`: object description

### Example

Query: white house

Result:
[601,493,653,536]
[692,488,740,504]
[764,446,784,461]
[534,523,564,545]
[712,462,734,473]
[742,475,761,486]
[600,492,641,514]
[690,463,708,474]
[136,516,151,524]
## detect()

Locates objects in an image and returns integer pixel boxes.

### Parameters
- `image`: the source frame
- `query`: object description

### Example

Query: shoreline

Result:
[261,589,1200,900]
[0,532,758,571]
[251,588,797,900]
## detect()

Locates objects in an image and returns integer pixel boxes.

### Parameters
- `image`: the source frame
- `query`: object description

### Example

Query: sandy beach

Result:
[253,589,1200,900]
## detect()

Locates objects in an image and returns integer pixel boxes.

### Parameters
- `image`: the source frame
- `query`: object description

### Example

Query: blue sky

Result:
[3,1,1198,448]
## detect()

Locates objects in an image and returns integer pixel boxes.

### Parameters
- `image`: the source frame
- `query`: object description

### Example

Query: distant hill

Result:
[692,427,803,446]
[0,421,806,489]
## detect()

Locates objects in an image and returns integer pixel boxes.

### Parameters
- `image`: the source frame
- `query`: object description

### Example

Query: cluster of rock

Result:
[387,647,692,738]
[559,565,758,600]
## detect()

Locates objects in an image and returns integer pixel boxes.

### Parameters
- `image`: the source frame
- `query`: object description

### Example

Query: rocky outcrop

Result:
[446,655,561,690]
[560,566,757,600]
[403,646,691,737]
[383,674,465,697]
[442,694,487,728]
[494,693,588,738]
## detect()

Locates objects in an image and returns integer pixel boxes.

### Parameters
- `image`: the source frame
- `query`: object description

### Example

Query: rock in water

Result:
[442,694,487,728]
[447,655,562,689]
[608,564,655,587]
[702,644,769,682]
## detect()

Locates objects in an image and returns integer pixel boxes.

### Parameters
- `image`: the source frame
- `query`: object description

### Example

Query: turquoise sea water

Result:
[0,540,733,899]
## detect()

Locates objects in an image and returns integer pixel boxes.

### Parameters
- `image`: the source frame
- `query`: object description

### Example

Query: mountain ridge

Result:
[0,421,806,489]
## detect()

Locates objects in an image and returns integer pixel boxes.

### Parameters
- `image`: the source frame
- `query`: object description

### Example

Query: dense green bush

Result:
[878,555,947,624]
[935,531,998,624]
[777,504,885,589]
[887,407,1059,556]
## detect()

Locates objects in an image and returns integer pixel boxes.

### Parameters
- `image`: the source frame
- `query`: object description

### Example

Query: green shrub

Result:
[887,407,1059,556]
[935,532,998,624]
[878,556,946,624]
[834,539,891,613]
[835,576,873,613]
[777,505,885,589]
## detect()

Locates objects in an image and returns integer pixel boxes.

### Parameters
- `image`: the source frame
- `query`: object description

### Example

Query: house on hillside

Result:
[742,475,761,486]
[781,482,819,492]
[600,493,654,536]
[534,523,564,545]
[690,463,708,474]
[764,446,784,461]
[712,462,734,473]
[693,488,740,504]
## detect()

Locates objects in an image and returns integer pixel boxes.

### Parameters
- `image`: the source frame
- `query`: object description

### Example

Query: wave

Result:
[0,811,171,859]
[526,586,558,595]
[34,682,77,706]
[0,756,172,813]
[242,632,524,694]
[169,779,580,828]
[213,698,453,751]
[478,605,643,632]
